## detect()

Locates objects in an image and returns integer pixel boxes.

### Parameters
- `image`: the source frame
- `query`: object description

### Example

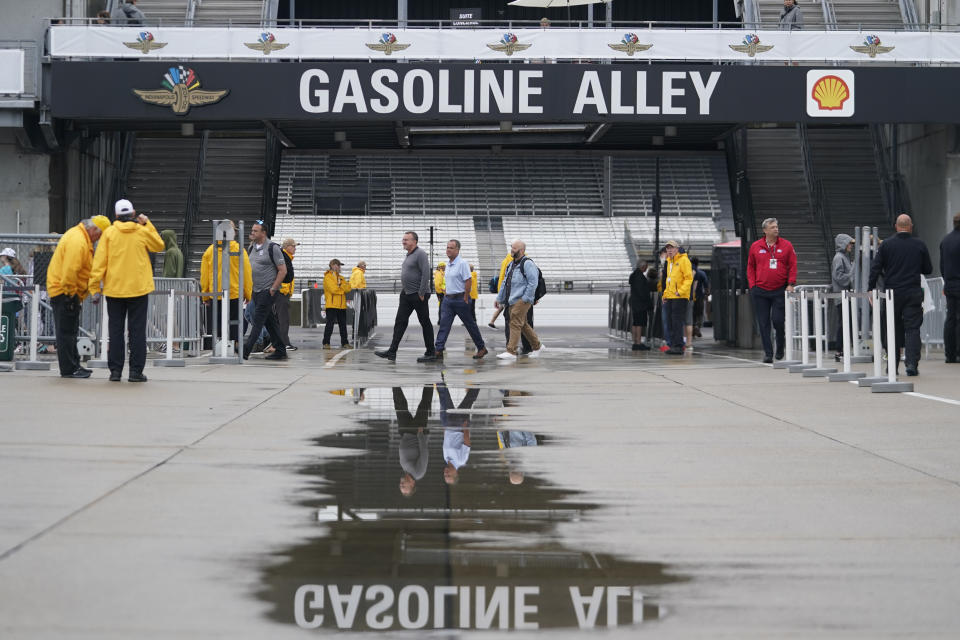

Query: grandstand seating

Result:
[135,0,190,24]
[125,136,200,248]
[754,0,907,29]
[756,0,828,29]
[626,217,725,265]
[193,0,267,25]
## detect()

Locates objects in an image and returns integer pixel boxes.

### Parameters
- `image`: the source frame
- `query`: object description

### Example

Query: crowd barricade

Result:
[302,287,325,328]
[922,276,946,356]
[607,288,662,346]
[147,278,205,358]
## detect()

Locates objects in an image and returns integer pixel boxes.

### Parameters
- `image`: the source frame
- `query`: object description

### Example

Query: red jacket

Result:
[747,237,797,290]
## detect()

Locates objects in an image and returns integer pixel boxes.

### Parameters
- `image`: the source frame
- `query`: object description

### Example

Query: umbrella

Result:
[507,0,610,26]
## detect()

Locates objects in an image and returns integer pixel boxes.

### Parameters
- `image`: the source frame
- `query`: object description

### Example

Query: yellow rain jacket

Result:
[497,253,513,291]
[433,268,446,295]
[662,252,693,300]
[324,269,351,309]
[279,249,295,296]
[470,270,479,300]
[89,220,165,298]
[350,266,366,290]
[47,222,96,300]
[200,241,254,302]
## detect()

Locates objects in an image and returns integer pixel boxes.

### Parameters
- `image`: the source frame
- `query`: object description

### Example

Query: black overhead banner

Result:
[50,61,960,124]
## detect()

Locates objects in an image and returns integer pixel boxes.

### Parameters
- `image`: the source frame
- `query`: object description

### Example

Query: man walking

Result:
[424,239,487,362]
[376,231,434,362]
[243,221,287,360]
[662,240,693,355]
[47,216,110,378]
[748,218,798,363]
[497,245,535,354]
[869,214,933,376]
[941,212,960,363]
[88,199,165,382]
[496,240,543,361]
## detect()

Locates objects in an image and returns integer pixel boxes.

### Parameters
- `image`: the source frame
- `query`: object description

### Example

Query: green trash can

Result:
[0,299,22,362]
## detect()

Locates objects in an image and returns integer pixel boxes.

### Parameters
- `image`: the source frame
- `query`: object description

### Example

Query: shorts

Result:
[631,305,648,327]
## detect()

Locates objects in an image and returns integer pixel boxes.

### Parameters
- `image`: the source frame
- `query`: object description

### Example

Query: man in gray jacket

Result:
[779,0,803,30]
[110,0,146,25]
[831,233,855,360]
[376,231,434,361]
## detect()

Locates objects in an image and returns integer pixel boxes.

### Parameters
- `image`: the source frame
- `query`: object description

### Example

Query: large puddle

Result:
[257,385,683,632]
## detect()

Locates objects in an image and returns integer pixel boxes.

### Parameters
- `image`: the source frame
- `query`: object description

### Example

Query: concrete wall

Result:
[0,130,51,234]
[895,124,959,276]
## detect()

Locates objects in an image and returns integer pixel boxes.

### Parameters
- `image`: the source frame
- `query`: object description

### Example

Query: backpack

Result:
[514,257,547,302]
[251,242,295,284]
[488,275,498,294]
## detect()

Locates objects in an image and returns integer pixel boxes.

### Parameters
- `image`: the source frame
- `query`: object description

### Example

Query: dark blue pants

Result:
[750,286,786,358]
[945,294,959,362]
[244,289,285,357]
[663,298,687,350]
[435,296,485,352]
[107,294,148,375]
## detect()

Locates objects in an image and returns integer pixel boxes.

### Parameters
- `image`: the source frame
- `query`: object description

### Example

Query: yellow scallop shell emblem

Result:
[811,75,850,111]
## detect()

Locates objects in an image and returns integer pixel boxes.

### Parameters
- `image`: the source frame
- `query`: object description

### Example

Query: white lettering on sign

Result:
[480,69,512,114]
[299,69,328,113]
[573,70,722,116]
[332,69,367,113]
[369,68,399,113]
[294,584,324,628]
[518,70,543,114]
[573,71,607,114]
[403,69,434,114]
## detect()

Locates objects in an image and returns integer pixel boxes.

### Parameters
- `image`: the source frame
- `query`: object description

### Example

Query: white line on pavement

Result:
[323,348,354,369]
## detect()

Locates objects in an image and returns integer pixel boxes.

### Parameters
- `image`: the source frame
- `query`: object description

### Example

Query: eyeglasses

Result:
[255,219,265,226]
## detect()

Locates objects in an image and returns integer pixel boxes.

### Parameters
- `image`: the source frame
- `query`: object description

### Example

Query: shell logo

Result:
[811,75,850,111]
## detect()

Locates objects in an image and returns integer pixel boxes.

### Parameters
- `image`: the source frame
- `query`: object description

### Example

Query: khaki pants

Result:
[506,300,541,355]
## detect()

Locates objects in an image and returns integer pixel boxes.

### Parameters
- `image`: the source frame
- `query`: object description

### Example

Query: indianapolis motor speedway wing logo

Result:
[244,32,290,55]
[728,34,774,57]
[133,66,228,115]
[850,35,895,58]
[366,33,411,55]
[608,33,653,56]
[122,31,167,54]
[487,33,532,56]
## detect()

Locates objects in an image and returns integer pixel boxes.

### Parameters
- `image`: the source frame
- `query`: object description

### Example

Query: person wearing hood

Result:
[831,233,855,361]
[939,212,960,363]
[47,216,111,378]
[88,199,165,382]
[350,261,367,289]
[779,0,803,30]
[323,259,352,348]
[160,230,184,279]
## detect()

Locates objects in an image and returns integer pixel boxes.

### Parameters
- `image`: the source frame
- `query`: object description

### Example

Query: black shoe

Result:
[375,350,397,361]
[109,371,122,382]
[632,344,641,351]
[775,348,785,361]
[79,366,93,374]
[473,347,488,359]
[417,353,438,363]
[762,356,774,364]
[666,348,684,355]
[637,343,651,350]
[62,369,92,379]
[946,358,958,364]
[128,372,147,382]
[265,351,288,360]
[834,353,843,362]
[905,366,918,377]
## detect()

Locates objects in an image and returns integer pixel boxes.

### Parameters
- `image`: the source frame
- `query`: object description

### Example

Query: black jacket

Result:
[868,231,932,291]
[629,268,653,310]
[940,228,960,295]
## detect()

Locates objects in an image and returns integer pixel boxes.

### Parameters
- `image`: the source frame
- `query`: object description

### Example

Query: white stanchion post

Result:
[774,290,801,369]
[830,291,866,381]
[88,299,110,368]
[15,285,51,370]
[220,289,229,358]
[789,290,816,372]
[155,289,185,368]
[803,290,837,377]
[871,289,914,393]
[859,288,886,386]
[210,225,241,365]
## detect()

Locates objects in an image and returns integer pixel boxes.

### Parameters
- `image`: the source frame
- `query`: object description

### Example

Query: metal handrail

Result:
[797,123,834,270]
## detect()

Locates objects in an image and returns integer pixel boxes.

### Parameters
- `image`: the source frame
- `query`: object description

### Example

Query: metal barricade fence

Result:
[147,278,204,356]
[922,276,946,355]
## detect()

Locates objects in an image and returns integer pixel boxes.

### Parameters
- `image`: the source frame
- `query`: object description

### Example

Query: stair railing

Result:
[898,0,921,30]
[724,128,758,280]
[183,131,209,254]
[797,124,834,272]
[821,0,838,30]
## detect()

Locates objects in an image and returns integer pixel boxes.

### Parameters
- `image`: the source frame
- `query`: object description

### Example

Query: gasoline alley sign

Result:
[49,61,960,123]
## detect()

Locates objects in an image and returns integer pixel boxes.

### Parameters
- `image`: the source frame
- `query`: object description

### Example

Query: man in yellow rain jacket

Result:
[433,263,446,318]
[88,199,165,382]
[200,220,253,347]
[47,215,110,378]
[323,258,352,348]
[273,238,298,351]
[661,239,693,355]
[469,263,479,321]
[350,261,367,289]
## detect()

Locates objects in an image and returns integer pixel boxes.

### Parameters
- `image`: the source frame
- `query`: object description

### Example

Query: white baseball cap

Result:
[114,199,135,216]
[0,247,15,258]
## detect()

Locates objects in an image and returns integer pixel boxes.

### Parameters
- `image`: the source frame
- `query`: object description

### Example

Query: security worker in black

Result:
[940,211,960,363]
[868,214,933,376]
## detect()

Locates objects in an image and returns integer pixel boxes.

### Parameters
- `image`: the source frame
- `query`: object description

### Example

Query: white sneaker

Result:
[529,344,546,358]
[497,351,517,361]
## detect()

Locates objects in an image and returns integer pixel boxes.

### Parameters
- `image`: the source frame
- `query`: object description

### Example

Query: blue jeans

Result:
[435,296,485,352]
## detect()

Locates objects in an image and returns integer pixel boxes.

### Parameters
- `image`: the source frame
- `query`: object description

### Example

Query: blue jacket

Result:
[497,257,538,305]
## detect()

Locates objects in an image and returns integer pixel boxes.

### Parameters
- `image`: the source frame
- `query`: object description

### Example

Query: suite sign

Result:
[49,61,960,123]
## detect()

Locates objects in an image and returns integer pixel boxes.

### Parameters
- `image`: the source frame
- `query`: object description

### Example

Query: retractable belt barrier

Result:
[776,287,913,393]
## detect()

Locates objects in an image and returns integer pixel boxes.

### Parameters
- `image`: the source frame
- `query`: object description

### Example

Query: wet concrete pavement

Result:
[1,324,959,637]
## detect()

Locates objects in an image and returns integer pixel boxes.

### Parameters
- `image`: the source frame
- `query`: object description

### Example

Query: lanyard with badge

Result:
[766,241,778,270]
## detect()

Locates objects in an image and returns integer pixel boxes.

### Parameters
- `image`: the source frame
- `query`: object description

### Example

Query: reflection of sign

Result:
[0,314,8,354]
[807,69,855,118]
[133,66,229,115]
[450,7,482,27]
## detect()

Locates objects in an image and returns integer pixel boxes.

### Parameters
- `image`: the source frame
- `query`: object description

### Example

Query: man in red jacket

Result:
[747,218,797,363]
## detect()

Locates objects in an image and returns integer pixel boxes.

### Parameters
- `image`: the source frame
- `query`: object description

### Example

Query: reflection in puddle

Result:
[258,385,682,631]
